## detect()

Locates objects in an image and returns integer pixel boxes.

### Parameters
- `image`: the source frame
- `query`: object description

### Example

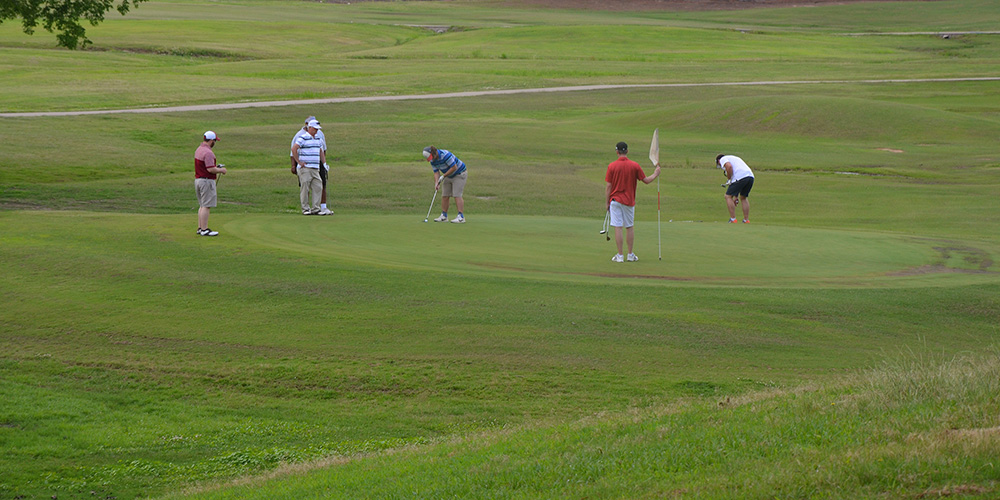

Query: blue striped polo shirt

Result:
[294,132,324,169]
[430,149,466,178]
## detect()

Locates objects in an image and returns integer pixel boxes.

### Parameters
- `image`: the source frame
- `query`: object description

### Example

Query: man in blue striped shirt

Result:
[290,116,331,215]
[423,146,468,223]
[292,120,326,215]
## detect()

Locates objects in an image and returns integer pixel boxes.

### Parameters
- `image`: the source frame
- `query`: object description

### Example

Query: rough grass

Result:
[167,350,1000,499]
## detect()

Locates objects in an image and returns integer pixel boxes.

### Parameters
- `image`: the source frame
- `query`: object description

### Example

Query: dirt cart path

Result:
[3,77,1000,118]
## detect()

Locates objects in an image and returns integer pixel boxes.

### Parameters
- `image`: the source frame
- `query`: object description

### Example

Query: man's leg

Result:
[441,196,451,214]
[298,168,312,212]
[740,196,750,221]
[726,195,737,220]
[198,207,210,229]
[614,226,624,255]
[626,226,635,254]
[310,171,322,211]
[320,165,328,205]
[455,197,464,213]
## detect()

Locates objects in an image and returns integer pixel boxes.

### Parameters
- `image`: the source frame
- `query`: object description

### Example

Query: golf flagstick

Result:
[649,129,661,261]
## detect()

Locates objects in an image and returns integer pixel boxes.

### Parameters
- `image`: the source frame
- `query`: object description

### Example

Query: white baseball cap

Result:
[204,131,218,140]
[307,120,322,130]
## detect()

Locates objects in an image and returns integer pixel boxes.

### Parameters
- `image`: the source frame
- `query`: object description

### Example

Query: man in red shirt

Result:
[605,141,660,262]
[194,131,227,236]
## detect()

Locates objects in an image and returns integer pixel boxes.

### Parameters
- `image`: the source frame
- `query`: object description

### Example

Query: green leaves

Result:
[1,0,146,49]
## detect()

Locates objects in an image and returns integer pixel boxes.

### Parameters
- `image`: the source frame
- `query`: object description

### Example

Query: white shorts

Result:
[609,200,634,228]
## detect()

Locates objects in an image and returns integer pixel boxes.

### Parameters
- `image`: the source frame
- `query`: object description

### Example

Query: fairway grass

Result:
[3,0,1000,498]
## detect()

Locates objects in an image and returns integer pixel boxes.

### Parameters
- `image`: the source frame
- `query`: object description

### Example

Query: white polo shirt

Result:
[719,155,753,182]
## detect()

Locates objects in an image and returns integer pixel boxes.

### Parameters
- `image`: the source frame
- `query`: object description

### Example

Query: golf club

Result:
[423,186,439,222]
[599,209,610,240]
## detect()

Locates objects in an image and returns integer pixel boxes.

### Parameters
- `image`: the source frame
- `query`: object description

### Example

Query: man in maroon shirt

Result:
[194,131,227,236]
[605,141,660,262]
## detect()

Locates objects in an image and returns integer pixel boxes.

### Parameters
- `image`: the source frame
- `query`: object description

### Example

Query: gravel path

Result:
[3,77,999,118]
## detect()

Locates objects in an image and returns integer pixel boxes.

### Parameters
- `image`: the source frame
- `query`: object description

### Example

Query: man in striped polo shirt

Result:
[292,120,326,215]
[290,116,331,215]
[423,146,468,223]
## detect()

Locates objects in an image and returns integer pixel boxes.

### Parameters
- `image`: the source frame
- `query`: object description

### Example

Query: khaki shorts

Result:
[441,171,467,198]
[195,178,217,208]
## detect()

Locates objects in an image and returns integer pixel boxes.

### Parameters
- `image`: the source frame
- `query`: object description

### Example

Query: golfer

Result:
[292,120,327,215]
[423,146,467,223]
[717,154,754,223]
[606,141,660,262]
[194,131,226,237]
[290,116,331,215]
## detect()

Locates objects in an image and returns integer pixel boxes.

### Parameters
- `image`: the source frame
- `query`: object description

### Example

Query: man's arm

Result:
[723,162,733,181]
[605,182,612,208]
[291,143,302,170]
[641,164,661,185]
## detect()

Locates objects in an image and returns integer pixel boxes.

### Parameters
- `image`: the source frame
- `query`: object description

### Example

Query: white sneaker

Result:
[627,253,639,262]
[318,208,333,216]
[450,215,465,223]
[433,214,448,222]
[303,209,311,215]
[611,254,624,263]
[199,228,219,236]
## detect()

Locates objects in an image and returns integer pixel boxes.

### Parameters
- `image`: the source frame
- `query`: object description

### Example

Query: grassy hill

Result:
[1,1,999,499]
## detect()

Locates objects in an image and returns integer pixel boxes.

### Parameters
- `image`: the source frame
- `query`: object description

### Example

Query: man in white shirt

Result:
[717,154,755,223]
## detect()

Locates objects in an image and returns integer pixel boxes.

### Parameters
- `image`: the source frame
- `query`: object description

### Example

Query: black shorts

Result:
[726,176,754,198]
[319,164,328,187]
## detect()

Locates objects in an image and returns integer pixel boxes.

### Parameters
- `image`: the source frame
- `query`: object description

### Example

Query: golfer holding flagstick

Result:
[605,141,660,262]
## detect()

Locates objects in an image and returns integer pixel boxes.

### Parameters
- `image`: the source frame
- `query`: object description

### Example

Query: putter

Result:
[423,187,439,222]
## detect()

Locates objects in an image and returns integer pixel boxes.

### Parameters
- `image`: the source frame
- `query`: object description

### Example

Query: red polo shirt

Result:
[605,156,646,207]
[195,143,217,179]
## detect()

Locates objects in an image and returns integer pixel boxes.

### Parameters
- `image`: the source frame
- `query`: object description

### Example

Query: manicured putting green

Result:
[225,214,995,287]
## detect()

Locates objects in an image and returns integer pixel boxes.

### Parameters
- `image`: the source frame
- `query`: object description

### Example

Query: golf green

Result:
[223,214,996,287]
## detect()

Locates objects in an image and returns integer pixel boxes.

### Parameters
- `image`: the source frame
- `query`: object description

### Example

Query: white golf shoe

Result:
[318,208,333,216]
[611,254,624,263]
[627,253,639,262]
[433,214,448,222]
[450,215,465,223]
